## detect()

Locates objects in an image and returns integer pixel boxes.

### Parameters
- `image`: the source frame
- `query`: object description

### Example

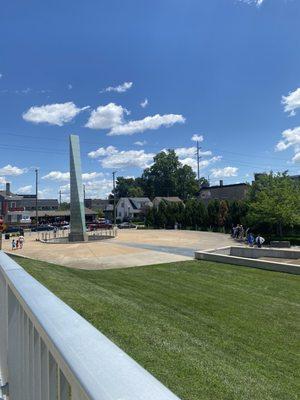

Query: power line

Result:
[0,131,298,170]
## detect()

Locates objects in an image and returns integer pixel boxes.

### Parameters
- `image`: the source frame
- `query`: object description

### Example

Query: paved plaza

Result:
[4,229,234,270]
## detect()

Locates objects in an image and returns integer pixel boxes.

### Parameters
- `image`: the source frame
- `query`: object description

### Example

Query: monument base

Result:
[69,233,88,242]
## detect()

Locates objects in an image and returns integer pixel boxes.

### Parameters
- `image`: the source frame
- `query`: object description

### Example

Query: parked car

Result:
[117,222,137,229]
[3,226,21,234]
[61,224,70,230]
[87,222,112,231]
[31,225,55,232]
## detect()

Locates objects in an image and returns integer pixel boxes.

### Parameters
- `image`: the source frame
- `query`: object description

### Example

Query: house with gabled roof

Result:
[116,197,152,221]
[152,197,183,208]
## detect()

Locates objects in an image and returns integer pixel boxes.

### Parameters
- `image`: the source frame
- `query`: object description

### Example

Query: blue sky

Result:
[1,0,300,200]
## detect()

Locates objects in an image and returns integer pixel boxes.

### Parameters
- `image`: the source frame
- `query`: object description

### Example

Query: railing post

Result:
[59,370,70,400]
[0,271,8,388]
[33,328,41,400]
[49,353,58,400]
[7,288,22,399]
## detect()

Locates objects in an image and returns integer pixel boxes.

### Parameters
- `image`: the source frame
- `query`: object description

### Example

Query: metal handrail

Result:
[0,251,180,400]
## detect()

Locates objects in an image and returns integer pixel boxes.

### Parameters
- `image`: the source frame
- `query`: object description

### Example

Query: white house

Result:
[116,197,152,221]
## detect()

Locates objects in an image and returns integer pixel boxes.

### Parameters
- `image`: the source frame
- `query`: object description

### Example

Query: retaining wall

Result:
[195,247,300,275]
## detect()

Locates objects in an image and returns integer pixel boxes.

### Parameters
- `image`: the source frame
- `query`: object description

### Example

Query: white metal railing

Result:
[0,251,180,400]
[37,227,117,243]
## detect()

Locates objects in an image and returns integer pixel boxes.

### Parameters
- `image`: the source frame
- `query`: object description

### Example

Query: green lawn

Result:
[12,256,300,400]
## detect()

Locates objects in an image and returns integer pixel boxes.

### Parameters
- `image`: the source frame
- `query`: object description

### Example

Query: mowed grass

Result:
[12,256,300,400]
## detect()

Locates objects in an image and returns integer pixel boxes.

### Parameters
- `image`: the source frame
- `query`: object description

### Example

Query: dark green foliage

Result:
[184,198,207,228]
[228,200,248,226]
[114,177,145,198]
[59,202,70,211]
[218,200,229,227]
[207,199,220,227]
[114,150,199,200]
[247,172,300,236]
[14,256,300,400]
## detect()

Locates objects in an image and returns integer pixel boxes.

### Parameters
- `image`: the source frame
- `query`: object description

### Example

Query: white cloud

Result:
[238,0,264,6]
[85,103,128,130]
[174,147,212,158]
[191,134,204,142]
[68,83,73,90]
[292,153,300,163]
[210,166,238,178]
[82,172,104,180]
[140,98,148,108]
[60,178,113,199]
[0,164,27,176]
[108,113,185,136]
[23,102,89,126]
[85,102,185,136]
[0,73,3,79]
[282,88,300,116]
[88,146,118,159]
[0,177,6,184]
[17,185,33,194]
[88,145,154,170]
[179,156,222,172]
[101,150,155,170]
[134,140,147,146]
[42,171,70,181]
[38,188,53,199]
[101,81,133,93]
[42,171,104,182]
[275,126,300,163]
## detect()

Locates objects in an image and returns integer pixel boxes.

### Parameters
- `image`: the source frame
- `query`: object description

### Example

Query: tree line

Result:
[145,199,248,231]
[144,172,300,238]
[111,149,300,237]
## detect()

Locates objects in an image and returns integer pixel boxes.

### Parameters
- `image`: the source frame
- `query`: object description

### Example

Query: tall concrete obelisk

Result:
[69,134,88,242]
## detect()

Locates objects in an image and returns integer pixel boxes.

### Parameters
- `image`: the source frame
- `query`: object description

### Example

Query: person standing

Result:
[256,234,265,248]
[247,232,254,247]
[19,235,24,249]
[12,239,16,250]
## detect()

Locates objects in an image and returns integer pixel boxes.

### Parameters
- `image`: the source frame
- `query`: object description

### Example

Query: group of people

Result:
[231,225,265,248]
[11,235,24,250]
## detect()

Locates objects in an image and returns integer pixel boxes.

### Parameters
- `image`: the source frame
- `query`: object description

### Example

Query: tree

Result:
[97,209,104,219]
[154,202,168,228]
[207,200,219,227]
[247,172,300,236]
[142,150,199,199]
[59,202,70,211]
[142,150,180,197]
[128,186,144,197]
[218,200,229,227]
[176,165,199,200]
[115,177,144,198]
[145,207,154,227]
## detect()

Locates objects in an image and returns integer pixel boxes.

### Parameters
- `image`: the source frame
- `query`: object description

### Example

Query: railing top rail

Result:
[0,251,180,400]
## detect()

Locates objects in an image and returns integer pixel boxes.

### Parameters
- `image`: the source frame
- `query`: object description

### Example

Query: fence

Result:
[38,227,117,243]
[0,251,180,400]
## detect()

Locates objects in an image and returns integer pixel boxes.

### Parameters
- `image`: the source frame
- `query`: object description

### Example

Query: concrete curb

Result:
[195,246,300,275]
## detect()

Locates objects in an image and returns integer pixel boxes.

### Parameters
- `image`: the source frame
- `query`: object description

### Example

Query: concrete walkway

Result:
[3,230,234,270]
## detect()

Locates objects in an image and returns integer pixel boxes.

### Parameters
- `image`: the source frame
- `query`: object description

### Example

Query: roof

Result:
[200,183,248,190]
[153,197,182,203]
[21,198,59,207]
[128,197,151,202]
[0,193,23,201]
[27,208,97,217]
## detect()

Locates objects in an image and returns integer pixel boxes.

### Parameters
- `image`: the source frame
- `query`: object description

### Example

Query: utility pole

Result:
[196,140,201,183]
[112,171,116,226]
[83,184,86,205]
[59,190,62,206]
[35,168,38,231]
